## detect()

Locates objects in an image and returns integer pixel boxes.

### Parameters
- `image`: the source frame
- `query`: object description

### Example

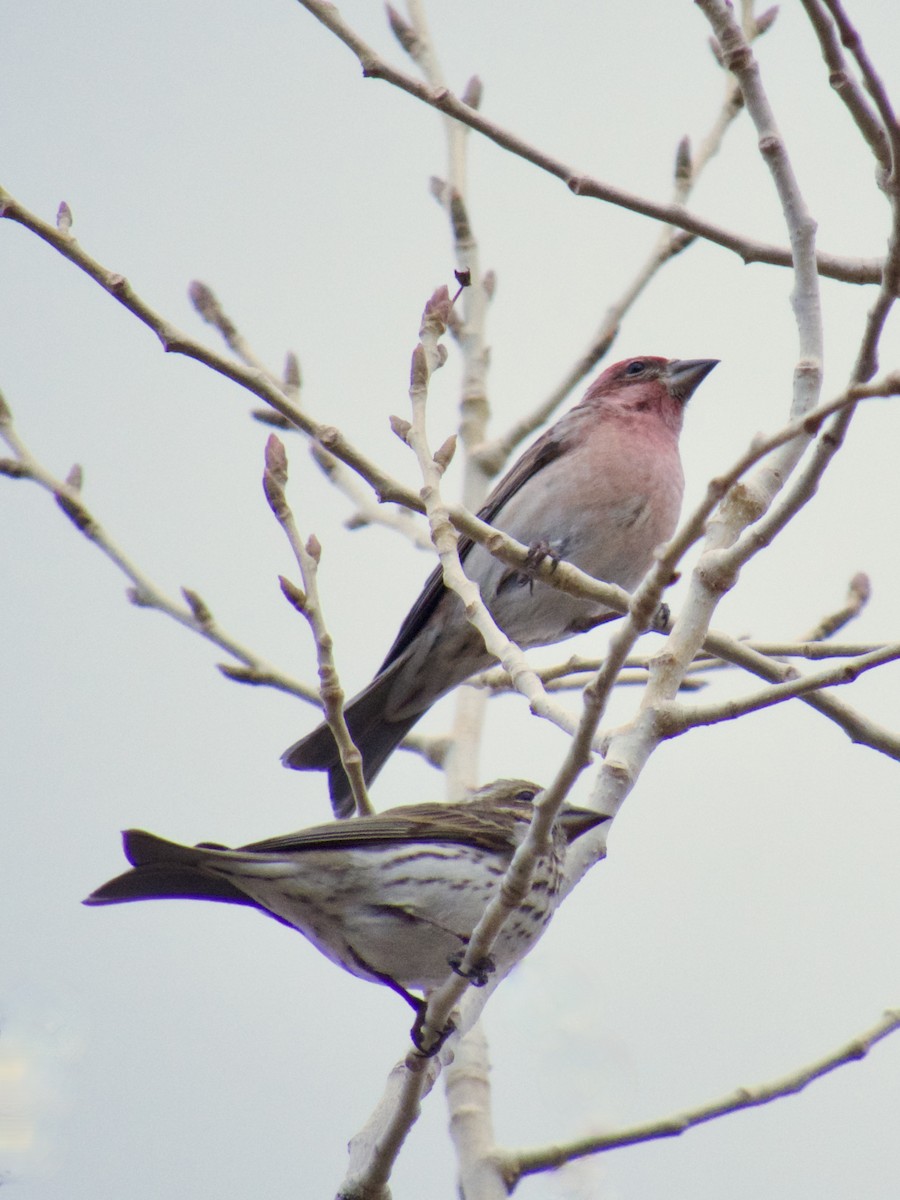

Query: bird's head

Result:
[583,356,719,433]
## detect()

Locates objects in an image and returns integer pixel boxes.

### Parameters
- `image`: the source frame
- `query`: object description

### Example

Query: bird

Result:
[283,355,718,816]
[84,779,607,1052]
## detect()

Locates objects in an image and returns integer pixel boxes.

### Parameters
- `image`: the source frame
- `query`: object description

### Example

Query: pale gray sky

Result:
[3,2,900,1198]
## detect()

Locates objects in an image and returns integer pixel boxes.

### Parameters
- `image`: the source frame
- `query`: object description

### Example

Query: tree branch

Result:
[661,641,900,736]
[262,435,374,817]
[0,391,318,703]
[503,1008,900,1185]
[288,0,882,285]
[471,15,760,475]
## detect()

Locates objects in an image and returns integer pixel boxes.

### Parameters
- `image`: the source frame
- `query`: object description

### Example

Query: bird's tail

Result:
[83,831,256,909]
[281,665,423,818]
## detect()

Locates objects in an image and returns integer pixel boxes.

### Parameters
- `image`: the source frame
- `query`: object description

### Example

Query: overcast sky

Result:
[3,2,900,1198]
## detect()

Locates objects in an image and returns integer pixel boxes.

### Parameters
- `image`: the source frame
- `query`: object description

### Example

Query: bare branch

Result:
[402,0,496,801]
[401,286,578,1051]
[188,280,279,383]
[308,441,434,551]
[703,627,900,760]
[799,0,891,169]
[340,1051,444,1200]
[334,286,586,1195]
[191,277,435,553]
[472,23,756,473]
[661,641,900,736]
[263,435,374,817]
[798,571,871,641]
[505,1009,900,1184]
[562,0,834,882]
[0,396,317,702]
[0,185,434,515]
[821,0,900,170]
[445,1024,508,1200]
[287,1,882,285]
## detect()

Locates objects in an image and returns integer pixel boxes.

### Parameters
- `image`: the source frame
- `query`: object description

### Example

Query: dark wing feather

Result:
[377,428,569,671]
[243,797,532,856]
[245,796,607,855]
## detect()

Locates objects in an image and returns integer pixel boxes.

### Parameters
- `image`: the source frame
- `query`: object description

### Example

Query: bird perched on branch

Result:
[85,779,607,1052]
[283,356,718,816]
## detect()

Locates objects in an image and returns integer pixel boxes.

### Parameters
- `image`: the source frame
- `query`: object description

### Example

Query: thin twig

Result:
[0,394,317,703]
[288,0,882,285]
[308,441,434,551]
[799,0,890,169]
[502,1009,900,1184]
[401,0,496,801]
[472,17,759,474]
[660,641,900,736]
[797,571,871,642]
[262,435,374,817]
[191,277,434,552]
[703,627,900,760]
[189,280,282,384]
[821,0,900,171]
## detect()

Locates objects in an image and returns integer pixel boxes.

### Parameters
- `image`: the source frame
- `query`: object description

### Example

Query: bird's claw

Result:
[652,602,671,632]
[524,539,562,574]
[448,950,496,987]
[410,1008,456,1057]
[408,951,496,1054]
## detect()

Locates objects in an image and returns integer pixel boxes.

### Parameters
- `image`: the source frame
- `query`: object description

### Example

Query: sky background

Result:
[3,2,900,1197]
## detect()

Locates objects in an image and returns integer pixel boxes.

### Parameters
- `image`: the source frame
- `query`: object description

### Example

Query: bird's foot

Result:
[652,602,671,632]
[524,539,562,574]
[496,540,567,597]
[448,950,496,987]
[410,1005,456,1057]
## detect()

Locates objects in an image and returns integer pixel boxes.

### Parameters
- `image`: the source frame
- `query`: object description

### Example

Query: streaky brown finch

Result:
[85,780,607,1051]
[283,356,718,815]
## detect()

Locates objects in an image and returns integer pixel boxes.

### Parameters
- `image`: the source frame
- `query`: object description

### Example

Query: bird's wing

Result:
[244,798,532,856]
[246,795,607,856]
[377,427,570,670]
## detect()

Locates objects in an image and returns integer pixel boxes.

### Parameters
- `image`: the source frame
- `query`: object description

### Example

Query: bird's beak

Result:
[666,358,719,402]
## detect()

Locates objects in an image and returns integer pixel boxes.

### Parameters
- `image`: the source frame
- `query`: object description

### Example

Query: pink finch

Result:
[85,779,606,1051]
[284,355,718,816]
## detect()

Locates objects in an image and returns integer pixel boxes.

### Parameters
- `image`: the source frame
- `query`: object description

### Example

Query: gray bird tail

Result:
[83,831,255,909]
[281,665,423,818]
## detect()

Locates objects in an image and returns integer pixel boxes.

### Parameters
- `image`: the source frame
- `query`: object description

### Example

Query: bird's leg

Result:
[347,946,423,1013]
[447,950,496,987]
[346,944,456,1055]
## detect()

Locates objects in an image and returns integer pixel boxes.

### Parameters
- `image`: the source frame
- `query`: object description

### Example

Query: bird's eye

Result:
[625,361,647,376]
[515,787,539,802]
